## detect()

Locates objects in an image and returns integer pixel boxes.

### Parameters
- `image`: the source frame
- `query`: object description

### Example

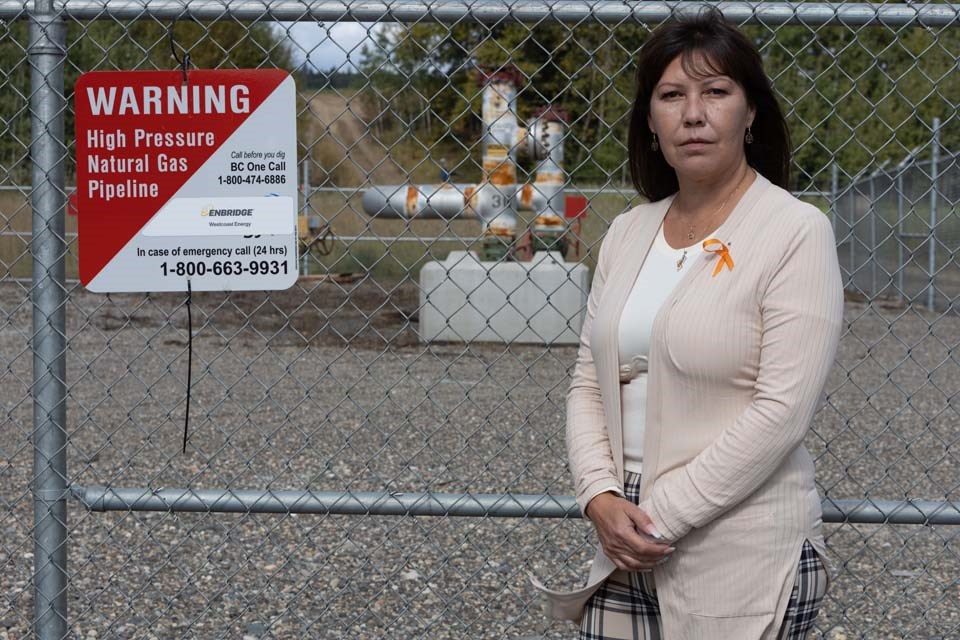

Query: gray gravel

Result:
[2,280,959,639]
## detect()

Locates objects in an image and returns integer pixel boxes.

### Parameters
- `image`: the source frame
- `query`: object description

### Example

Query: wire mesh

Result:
[2,2,960,638]
[836,138,960,311]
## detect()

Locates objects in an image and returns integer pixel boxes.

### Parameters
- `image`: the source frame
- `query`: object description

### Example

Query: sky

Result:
[280,22,381,73]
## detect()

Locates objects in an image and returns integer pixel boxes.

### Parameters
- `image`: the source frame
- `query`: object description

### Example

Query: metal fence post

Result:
[830,161,839,238]
[897,168,905,299]
[869,167,877,298]
[928,117,940,311]
[849,176,856,286]
[301,158,310,276]
[29,1,68,638]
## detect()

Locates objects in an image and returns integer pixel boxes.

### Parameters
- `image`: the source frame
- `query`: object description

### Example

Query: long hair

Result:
[628,6,791,201]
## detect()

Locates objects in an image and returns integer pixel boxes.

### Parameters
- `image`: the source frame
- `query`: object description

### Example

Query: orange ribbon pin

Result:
[702,238,734,277]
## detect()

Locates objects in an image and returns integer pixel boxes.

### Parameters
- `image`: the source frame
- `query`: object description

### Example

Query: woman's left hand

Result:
[585,491,675,571]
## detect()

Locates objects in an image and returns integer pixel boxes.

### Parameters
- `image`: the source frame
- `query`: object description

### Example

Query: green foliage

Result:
[757,24,960,188]
[0,20,32,183]
[360,20,959,191]
[359,21,647,185]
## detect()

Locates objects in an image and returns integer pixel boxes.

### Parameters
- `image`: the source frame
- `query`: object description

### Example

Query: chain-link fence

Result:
[835,119,960,311]
[3,2,960,638]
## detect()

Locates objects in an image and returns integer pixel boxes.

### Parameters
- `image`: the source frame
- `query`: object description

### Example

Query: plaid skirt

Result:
[579,471,828,640]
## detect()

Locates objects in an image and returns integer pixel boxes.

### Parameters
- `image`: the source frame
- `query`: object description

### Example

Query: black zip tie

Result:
[168,19,190,85]
[182,279,193,454]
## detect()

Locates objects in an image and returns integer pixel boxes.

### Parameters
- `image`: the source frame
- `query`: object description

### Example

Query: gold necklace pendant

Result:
[672,168,751,245]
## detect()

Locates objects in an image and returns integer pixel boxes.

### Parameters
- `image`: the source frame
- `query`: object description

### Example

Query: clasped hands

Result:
[585,492,676,572]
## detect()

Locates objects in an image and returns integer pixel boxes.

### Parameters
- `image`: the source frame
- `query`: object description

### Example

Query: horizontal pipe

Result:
[362,183,477,220]
[5,277,80,284]
[0,230,466,243]
[333,235,477,243]
[1,2,958,26]
[0,185,831,198]
[70,485,960,524]
[71,485,582,518]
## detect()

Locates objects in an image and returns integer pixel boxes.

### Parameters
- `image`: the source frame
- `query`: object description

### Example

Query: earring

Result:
[745,127,754,144]
[651,133,659,151]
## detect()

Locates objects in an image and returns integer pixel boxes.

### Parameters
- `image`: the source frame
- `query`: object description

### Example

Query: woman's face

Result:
[648,53,755,183]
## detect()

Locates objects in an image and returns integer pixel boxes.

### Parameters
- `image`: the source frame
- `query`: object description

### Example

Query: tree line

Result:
[357,20,960,192]
[2,17,957,193]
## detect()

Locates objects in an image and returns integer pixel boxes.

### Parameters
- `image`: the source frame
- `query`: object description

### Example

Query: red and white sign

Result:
[75,70,298,292]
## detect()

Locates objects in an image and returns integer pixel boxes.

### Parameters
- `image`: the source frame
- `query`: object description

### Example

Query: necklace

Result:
[670,169,751,271]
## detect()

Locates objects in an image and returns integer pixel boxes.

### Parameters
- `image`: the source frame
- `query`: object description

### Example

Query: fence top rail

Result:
[2,1,959,26]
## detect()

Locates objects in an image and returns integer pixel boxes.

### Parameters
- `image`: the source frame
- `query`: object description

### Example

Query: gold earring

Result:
[651,133,659,151]
[745,127,754,144]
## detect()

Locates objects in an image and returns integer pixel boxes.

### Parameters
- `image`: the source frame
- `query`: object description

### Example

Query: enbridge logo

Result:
[200,205,254,217]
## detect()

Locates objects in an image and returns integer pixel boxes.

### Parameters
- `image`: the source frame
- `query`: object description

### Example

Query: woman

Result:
[533,8,843,639]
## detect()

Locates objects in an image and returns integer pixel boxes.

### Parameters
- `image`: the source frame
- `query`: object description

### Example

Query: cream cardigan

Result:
[532,173,844,639]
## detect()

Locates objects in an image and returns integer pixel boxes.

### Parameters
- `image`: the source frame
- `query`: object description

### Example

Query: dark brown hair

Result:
[628,6,791,201]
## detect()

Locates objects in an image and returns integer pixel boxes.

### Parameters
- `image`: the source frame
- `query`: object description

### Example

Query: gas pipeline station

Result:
[360,68,590,345]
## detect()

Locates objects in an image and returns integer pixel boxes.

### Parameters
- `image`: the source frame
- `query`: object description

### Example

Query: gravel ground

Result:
[2,279,959,639]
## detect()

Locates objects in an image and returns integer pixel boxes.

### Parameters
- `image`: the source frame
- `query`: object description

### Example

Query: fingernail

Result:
[666,547,676,553]
[649,527,663,539]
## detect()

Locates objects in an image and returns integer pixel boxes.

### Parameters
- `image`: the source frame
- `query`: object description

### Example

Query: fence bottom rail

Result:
[69,485,960,525]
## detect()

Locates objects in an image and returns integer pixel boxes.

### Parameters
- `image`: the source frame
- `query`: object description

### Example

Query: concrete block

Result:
[419,251,590,344]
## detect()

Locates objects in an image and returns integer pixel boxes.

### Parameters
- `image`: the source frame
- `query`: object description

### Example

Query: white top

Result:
[617,221,703,474]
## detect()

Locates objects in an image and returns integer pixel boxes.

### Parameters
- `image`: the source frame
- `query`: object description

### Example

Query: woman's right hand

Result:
[585,492,676,571]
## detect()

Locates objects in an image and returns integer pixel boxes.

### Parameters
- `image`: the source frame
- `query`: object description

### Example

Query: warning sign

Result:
[75,69,298,292]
